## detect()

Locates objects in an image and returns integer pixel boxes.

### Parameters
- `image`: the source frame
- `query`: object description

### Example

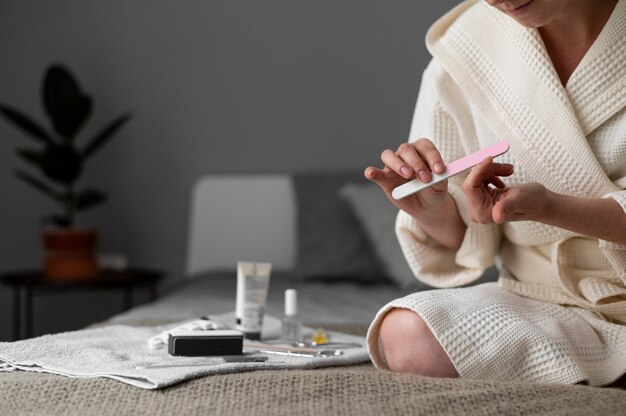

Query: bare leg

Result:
[378,308,459,378]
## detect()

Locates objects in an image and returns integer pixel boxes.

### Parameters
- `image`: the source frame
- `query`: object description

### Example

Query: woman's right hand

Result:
[365,138,466,249]
[364,138,450,220]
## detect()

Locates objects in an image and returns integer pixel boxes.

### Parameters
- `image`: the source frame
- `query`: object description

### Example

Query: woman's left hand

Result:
[462,156,550,224]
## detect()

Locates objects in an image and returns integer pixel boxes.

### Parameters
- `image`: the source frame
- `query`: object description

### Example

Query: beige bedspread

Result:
[2,323,624,416]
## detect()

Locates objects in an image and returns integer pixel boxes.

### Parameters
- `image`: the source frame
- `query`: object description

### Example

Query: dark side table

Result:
[0,268,163,341]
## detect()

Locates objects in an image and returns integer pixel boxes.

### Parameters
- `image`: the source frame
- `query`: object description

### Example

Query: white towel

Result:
[0,313,369,389]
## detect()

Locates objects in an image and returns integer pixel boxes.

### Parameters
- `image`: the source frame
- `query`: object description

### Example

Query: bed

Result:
[109,172,446,326]
[1,172,625,416]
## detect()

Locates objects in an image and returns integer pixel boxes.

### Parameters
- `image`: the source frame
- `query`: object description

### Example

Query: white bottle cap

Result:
[285,289,297,316]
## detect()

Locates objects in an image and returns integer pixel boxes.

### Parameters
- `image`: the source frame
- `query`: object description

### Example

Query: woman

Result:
[365,0,626,385]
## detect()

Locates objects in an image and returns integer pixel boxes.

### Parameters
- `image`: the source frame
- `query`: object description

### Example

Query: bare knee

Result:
[378,308,459,378]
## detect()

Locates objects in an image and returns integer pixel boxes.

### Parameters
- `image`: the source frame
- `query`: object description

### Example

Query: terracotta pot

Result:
[42,229,99,280]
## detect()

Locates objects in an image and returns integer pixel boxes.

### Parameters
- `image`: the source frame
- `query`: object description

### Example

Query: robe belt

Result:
[498,237,626,323]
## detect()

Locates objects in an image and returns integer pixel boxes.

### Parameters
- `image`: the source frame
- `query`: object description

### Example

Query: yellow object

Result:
[311,328,328,344]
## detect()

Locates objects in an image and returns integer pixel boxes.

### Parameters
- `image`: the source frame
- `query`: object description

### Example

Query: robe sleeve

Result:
[395,60,502,288]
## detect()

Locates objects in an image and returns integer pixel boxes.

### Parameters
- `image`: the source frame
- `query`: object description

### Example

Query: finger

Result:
[381,149,414,179]
[396,143,430,183]
[365,165,393,184]
[492,162,515,177]
[463,158,515,192]
[430,178,448,194]
[414,138,445,174]
[364,166,382,181]
[465,156,501,189]
[492,191,520,224]
[492,199,508,224]
[489,176,506,189]
[364,166,399,194]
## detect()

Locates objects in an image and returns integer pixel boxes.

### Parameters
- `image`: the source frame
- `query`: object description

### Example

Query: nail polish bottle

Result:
[281,289,302,342]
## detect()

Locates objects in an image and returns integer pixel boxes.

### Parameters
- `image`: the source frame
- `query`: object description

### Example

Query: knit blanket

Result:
[2,357,625,416]
[1,322,624,415]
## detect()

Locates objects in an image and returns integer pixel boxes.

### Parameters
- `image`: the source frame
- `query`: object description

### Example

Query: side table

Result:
[0,268,164,341]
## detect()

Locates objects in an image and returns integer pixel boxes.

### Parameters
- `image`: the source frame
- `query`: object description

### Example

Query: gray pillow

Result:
[339,182,498,289]
[293,172,387,283]
[339,182,431,289]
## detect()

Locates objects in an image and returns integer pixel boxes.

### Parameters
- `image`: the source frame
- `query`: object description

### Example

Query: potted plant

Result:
[0,64,131,280]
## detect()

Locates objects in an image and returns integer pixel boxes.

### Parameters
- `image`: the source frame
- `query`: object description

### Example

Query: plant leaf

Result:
[14,169,63,202]
[41,214,71,228]
[82,113,131,159]
[75,189,107,211]
[41,144,83,185]
[0,104,54,144]
[43,65,92,140]
[16,148,45,169]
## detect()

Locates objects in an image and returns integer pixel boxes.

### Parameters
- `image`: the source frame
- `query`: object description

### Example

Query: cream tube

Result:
[236,261,272,340]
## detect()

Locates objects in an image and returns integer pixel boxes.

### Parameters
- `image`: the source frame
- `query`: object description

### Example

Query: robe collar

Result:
[425,0,626,197]
[567,0,626,135]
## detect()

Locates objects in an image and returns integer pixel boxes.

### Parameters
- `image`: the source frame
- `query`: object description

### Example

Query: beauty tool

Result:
[392,140,510,200]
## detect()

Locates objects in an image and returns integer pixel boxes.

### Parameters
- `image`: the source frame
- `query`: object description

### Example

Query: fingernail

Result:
[418,169,430,182]
[400,166,412,177]
[433,162,443,172]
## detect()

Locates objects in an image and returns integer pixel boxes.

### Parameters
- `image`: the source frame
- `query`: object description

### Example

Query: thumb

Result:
[492,195,514,224]
[430,178,448,194]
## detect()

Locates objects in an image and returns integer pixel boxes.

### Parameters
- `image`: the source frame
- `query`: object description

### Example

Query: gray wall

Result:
[0,0,459,340]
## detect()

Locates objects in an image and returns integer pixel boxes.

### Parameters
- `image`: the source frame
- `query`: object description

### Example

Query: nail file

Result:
[392,140,510,200]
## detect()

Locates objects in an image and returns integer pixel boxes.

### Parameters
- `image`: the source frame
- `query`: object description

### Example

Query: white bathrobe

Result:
[367,0,626,386]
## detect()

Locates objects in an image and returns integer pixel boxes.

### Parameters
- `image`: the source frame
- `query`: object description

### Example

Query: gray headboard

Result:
[185,175,297,276]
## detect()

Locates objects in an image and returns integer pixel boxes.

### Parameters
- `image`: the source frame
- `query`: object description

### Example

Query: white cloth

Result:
[368,283,626,385]
[0,313,368,390]
[147,316,232,350]
[368,0,626,385]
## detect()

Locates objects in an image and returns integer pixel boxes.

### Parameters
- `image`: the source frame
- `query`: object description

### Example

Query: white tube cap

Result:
[285,289,298,316]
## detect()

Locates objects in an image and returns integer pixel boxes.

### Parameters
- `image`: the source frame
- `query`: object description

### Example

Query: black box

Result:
[168,330,244,356]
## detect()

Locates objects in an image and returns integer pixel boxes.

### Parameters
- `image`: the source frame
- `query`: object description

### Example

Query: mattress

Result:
[110,271,420,325]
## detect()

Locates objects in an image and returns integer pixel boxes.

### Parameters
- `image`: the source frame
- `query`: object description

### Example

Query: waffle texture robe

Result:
[367,0,626,386]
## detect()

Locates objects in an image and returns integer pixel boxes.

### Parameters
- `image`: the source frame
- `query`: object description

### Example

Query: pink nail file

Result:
[391,140,510,200]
